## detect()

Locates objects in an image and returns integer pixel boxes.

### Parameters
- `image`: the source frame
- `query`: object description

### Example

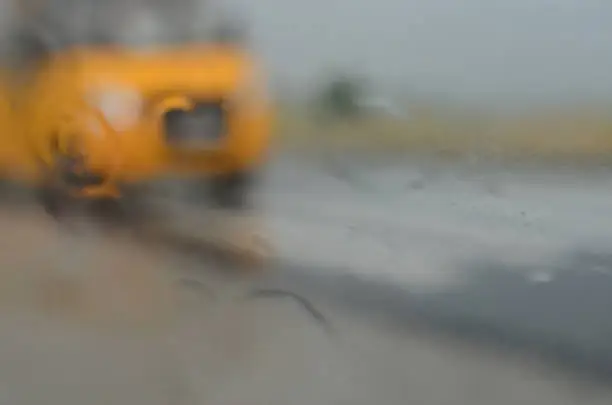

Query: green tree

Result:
[315,74,364,122]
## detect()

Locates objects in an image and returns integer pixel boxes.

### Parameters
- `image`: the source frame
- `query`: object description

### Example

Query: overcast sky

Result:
[230,0,612,107]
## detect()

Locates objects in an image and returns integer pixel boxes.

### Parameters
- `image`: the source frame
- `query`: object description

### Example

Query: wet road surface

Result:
[1,157,612,403]
[258,157,612,376]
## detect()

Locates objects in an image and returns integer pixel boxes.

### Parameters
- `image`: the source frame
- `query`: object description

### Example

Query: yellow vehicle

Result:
[1,0,273,223]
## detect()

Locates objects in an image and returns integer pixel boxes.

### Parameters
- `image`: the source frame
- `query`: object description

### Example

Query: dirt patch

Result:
[0,207,177,328]
[0,207,189,404]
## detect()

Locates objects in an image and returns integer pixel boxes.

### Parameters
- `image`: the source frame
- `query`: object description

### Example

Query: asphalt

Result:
[1,156,612,404]
[259,156,612,380]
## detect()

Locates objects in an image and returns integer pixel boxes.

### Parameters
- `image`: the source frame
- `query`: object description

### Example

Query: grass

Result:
[274,104,612,164]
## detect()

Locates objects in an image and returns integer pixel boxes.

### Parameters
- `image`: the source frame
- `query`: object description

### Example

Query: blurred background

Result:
[240,0,612,162]
[1,1,612,404]
[10,0,612,162]
[6,0,612,164]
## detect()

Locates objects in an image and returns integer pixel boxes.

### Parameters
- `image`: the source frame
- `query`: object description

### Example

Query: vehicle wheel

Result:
[38,186,68,220]
[0,179,15,201]
[121,187,155,227]
[206,171,273,269]
[206,171,256,210]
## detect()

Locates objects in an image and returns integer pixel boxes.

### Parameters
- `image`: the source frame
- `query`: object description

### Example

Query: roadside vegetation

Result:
[275,74,612,165]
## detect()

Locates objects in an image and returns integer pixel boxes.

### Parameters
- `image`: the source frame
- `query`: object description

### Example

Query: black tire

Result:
[0,179,16,202]
[120,187,153,225]
[0,179,11,194]
[38,186,68,220]
[89,189,152,229]
[206,171,256,210]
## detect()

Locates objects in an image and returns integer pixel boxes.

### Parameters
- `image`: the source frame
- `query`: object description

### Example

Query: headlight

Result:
[87,87,142,132]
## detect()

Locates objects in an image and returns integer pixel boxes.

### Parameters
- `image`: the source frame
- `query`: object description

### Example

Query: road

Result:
[265,157,612,284]
[1,157,612,404]
[263,156,612,374]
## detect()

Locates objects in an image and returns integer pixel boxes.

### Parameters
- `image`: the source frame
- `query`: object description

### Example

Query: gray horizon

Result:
[228,0,612,108]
